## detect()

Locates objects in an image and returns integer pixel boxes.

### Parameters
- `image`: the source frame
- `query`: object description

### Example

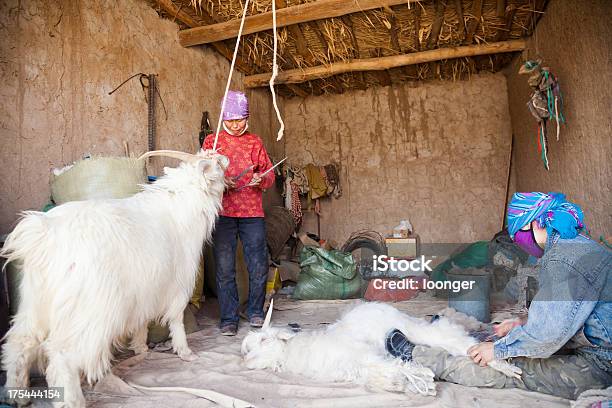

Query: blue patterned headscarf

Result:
[506,192,585,239]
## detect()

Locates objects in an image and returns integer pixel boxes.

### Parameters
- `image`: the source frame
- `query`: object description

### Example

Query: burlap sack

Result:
[51,157,147,204]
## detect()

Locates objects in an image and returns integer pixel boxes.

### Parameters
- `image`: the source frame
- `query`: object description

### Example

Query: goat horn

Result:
[262,298,274,330]
[138,150,197,162]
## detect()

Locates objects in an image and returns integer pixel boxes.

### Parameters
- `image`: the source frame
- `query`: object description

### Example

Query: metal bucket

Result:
[447,269,491,323]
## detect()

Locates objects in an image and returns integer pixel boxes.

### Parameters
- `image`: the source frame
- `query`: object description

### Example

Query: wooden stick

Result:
[178,0,423,47]
[502,133,514,230]
[244,39,527,87]
[235,157,287,191]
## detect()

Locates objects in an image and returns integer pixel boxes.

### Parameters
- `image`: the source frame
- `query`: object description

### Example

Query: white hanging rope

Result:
[212,0,251,151]
[270,0,285,141]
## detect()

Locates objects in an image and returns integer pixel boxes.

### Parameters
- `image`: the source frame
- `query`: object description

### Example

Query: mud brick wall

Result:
[283,73,513,244]
[505,0,611,238]
[0,0,279,234]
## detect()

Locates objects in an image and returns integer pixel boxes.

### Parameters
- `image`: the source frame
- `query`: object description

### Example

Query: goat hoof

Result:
[179,351,198,362]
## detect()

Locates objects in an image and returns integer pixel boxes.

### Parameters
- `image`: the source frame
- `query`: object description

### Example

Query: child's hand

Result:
[249,173,262,187]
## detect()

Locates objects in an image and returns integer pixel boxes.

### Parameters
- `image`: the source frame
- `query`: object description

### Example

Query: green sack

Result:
[431,241,490,282]
[293,247,362,300]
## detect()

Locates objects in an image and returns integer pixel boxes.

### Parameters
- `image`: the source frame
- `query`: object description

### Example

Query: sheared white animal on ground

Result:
[1,149,228,407]
[242,301,521,395]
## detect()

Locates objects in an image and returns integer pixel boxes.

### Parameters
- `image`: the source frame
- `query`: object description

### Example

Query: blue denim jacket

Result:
[494,232,612,362]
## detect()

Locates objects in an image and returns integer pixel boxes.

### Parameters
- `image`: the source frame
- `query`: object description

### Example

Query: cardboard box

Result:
[385,235,420,258]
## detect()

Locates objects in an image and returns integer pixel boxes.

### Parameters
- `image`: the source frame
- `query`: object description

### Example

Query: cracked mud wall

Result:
[505,0,611,238]
[0,0,279,234]
[284,73,512,244]
[247,88,285,210]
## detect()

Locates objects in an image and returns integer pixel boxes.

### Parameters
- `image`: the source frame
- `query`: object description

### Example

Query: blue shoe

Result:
[469,326,500,342]
[249,316,264,328]
[385,329,415,362]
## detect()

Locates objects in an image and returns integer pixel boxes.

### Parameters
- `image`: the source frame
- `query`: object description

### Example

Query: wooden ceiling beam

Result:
[178,0,423,47]
[496,0,507,18]
[340,15,368,90]
[495,5,517,42]
[464,0,484,44]
[157,0,199,27]
[270,0,311,97]
[274,0,313,65]
[412,4,422,51]
[386,11,402,52]
[244,39,527,87]
[369,49,393,87]
[454,0,465,41]
[155,0,253,74]
[384,7,414,82]
[427,0,445,49]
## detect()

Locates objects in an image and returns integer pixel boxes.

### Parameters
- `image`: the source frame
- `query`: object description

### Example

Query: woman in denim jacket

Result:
[386,192,611,399]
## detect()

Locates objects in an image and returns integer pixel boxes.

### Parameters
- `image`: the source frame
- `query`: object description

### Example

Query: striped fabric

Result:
[506,192,585,240]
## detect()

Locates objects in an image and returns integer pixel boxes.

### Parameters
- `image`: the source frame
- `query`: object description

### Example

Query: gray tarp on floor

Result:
[86,294,570,408]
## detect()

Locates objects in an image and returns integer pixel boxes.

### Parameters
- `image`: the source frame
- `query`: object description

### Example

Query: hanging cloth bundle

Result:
[519,60,566,170]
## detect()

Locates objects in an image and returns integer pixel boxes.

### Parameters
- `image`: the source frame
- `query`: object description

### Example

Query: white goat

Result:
[1,149,228,407]
[242,301,521,396]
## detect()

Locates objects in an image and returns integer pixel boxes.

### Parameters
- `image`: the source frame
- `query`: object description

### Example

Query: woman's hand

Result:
[225,176,237,189]
[468,342,495,367]
[249,173,262,187]
[493,318,524,337]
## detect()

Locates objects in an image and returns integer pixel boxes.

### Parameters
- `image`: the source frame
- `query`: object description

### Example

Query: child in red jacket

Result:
[203,91,274,336]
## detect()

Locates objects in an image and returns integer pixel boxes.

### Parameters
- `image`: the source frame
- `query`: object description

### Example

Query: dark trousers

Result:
[213,216,268,326]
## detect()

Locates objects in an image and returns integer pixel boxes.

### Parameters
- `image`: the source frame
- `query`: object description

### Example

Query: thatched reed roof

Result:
[151,0,548,97]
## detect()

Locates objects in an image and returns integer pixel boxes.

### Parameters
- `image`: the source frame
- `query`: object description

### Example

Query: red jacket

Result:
[203,131,275,217]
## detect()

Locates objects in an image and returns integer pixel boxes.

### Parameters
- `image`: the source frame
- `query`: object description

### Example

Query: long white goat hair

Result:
[242,301,521,396]
[1,149,228,408]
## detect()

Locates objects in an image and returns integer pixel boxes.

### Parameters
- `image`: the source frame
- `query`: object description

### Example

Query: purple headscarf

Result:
[222,91,249,121]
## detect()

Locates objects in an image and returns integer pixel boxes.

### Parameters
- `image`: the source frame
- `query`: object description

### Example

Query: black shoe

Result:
[220,324,238,336]
[385,329,415,362]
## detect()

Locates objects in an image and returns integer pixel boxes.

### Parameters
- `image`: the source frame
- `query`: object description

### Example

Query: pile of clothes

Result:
[283,163,342,227]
